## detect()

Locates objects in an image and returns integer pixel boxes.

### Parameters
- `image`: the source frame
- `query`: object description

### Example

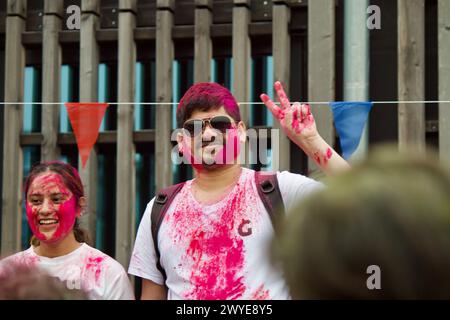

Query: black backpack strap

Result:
[151,182,185,283]
[255,171,285,231]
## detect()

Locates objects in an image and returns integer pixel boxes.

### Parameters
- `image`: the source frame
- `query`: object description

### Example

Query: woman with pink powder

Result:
[1,161,134,300]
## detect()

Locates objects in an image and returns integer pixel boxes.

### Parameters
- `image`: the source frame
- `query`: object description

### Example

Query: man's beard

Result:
[183,129,241,170]
[198,140,227,170]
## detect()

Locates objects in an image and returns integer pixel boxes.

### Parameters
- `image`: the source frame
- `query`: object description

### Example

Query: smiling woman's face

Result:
[26,172,78,244]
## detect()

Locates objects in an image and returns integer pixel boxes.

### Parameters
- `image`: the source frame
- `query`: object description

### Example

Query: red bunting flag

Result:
[65,102,109,168]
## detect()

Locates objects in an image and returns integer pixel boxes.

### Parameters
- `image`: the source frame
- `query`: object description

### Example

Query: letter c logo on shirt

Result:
[238,219,252,237]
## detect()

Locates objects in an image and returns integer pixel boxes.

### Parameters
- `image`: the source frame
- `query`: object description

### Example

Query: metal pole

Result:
[344,0,370,162]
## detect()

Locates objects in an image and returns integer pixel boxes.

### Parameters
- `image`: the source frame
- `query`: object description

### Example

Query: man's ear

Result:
[77,197,87,218]
[237,121,247,143]
[176,131,184,152]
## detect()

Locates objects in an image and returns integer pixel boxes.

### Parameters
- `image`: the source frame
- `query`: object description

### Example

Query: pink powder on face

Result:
[49,197,77,242]
[182,128,241,169]
[166,170,261,300]
[26,173,77,243]
[27,197,77,243]
[212,129,240,165]
[28,173,71,197]
[26,202,47,241]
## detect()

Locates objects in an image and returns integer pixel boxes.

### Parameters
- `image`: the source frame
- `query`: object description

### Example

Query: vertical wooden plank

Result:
[6,0,26,16]
[1,0,26,256]
[398,0,425,152]
[116,0,136,268]
[119,0,137,11]
[232,0,251,168]
[307,0,335,178]
[41,0,63,161]
[155,0,174,191]
[82,0,100,13]
[232,0,250,126]
[79,0,100,243]
[194,0,212,83]
[438,0,450,161]
[272,1,290,172]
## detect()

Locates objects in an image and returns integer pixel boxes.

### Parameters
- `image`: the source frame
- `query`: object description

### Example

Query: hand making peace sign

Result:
[260,81,319,148]
[260,81,350,175]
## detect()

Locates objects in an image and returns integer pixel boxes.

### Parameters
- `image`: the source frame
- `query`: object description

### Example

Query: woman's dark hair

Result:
[24,161,91,246]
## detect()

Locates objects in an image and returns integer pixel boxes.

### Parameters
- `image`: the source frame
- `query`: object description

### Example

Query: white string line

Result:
[1,101,450,105]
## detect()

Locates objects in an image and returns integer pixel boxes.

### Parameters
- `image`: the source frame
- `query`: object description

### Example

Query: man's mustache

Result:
[197,136,225,148]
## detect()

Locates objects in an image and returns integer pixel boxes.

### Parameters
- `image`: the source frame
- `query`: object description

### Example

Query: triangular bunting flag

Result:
[65,102,109,168]
[330,101,373,160]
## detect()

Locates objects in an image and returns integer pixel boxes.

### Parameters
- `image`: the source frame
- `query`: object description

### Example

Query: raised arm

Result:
[260,81,350,175]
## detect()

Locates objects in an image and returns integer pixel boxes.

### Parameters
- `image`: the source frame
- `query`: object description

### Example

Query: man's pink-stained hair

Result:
[176,82,241,127]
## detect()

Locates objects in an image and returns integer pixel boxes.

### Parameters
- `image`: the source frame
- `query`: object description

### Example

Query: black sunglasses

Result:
[182,115,235,136]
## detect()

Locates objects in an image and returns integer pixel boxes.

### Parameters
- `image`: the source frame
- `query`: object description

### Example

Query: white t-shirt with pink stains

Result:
[128,168,322,300]
[4,243,135,300]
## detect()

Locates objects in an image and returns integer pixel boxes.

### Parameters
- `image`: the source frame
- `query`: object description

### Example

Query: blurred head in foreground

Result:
[0,262,88,300]
[273,147,450,299]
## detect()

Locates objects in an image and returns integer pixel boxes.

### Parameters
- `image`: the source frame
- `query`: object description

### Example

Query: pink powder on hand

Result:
[291,104,314,134]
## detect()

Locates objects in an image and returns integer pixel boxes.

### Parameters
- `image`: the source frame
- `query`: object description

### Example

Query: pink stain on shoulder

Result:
[11,252,40,268]
[85,256,105,284]
[47,196,77,243]
[251,285,270,300]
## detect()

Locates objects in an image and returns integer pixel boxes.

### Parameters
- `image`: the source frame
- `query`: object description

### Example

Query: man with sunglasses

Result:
[129,81,350,300]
